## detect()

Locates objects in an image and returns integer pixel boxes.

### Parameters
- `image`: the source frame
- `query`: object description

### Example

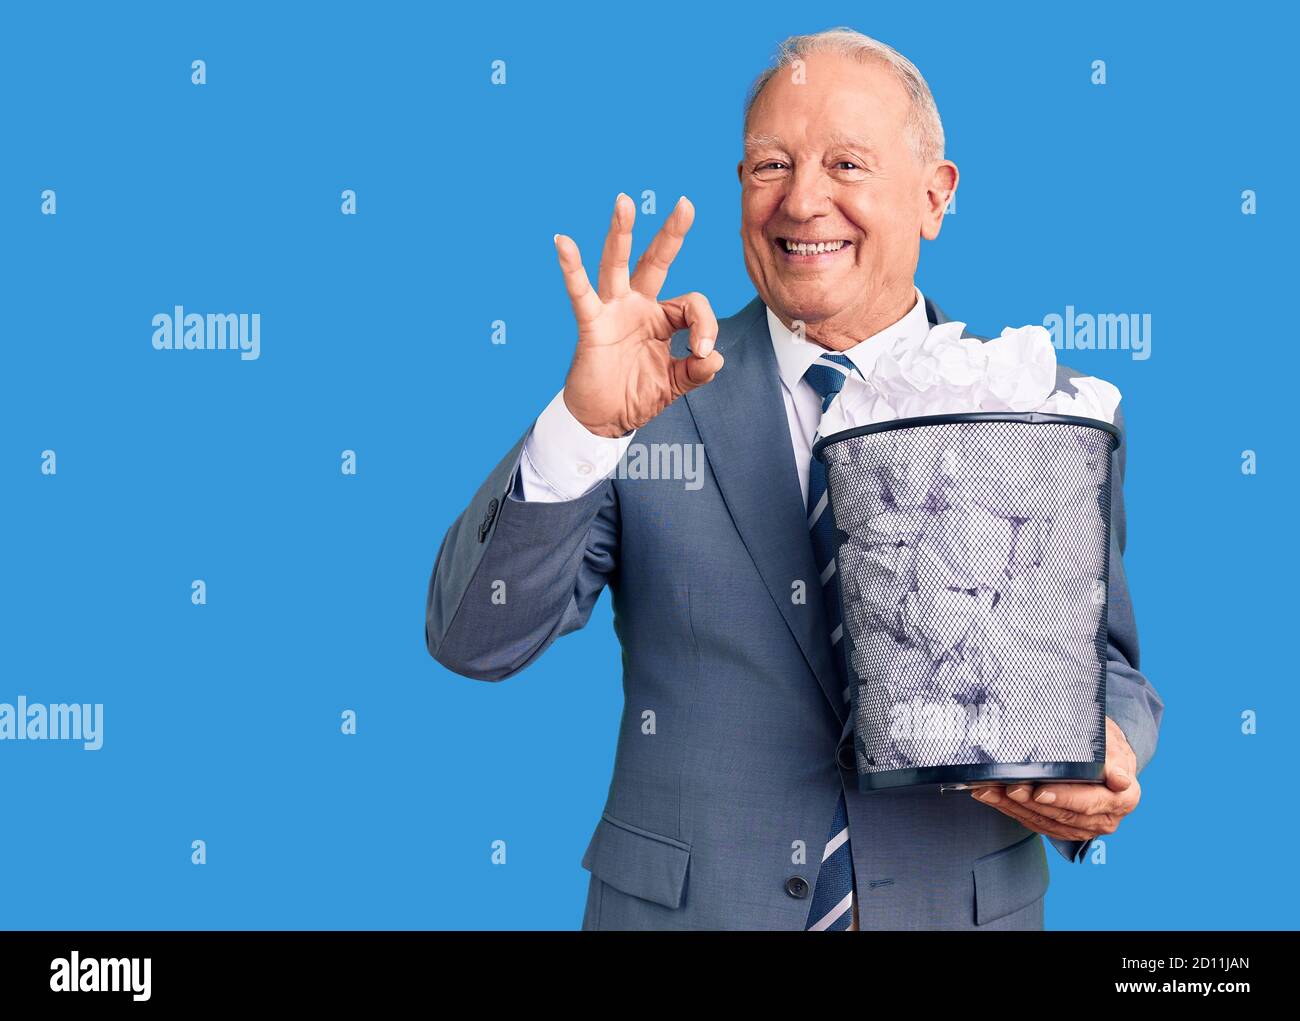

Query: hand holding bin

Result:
[812,411,1121,792]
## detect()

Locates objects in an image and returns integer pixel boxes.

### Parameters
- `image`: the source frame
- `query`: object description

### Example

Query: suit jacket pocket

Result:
[581,812,691,910]
[972,832,1050,925]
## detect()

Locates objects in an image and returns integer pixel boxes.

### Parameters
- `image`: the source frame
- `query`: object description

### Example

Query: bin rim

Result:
[812,410,1121,463]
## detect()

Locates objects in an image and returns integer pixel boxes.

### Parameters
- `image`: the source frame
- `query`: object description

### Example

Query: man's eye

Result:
[755,161,787,171]
[835,161,862,170]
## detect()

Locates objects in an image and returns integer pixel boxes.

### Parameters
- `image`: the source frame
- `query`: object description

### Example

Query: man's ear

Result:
[921,160,959,240]
[736,160,744,184]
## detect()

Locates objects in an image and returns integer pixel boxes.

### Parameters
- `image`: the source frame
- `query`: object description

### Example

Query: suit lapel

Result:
[683,292,955,729]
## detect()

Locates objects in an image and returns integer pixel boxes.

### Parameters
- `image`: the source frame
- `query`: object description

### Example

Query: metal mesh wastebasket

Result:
[812,412,1121,792]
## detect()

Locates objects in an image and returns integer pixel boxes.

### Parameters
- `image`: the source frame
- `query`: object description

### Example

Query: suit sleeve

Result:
[424,426,619,681]
[1048,402,1165,864]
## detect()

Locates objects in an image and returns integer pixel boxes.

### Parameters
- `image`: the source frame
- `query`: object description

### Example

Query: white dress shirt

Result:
[516,287,932,505]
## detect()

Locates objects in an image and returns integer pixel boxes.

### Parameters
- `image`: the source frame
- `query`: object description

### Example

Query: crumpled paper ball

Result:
[825,460,891,529]
[817,374,896,434]
[1037,375,1123,423]
[855,506,930,546]
[816,320,1123,438]
[978,326,1058,412]
[839,538,915,630]
[1007,516,1051,577]
[849,629,932,695]
[950,423,1100,519]
[1038,504,1109,580]
[871,320,990,408]
[900,587,996,660]
[912,502,1015,591]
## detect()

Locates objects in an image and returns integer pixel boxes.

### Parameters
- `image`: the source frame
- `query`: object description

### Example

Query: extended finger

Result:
[554,234,602,325]
[669,350,724,396]
[630,196,694,299]
[597,194,634,300]
[660,291,719,358]
[1030,777,1140,815]
[1005,784,1037,805]
[971,789,1096,841]
[1014,796,1127,834]
[998,801,1096,841]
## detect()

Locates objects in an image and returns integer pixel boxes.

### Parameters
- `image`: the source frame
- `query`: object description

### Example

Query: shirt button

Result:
[785,876,810,899]
[576,461,594,476]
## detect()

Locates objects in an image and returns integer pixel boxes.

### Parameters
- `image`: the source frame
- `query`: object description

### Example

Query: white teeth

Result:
[782,239,846,254]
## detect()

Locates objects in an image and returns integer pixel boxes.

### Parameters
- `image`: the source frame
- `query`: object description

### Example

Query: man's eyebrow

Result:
[743,132,786,152]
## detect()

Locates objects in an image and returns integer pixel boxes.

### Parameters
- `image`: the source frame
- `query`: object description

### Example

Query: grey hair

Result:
[743,27,945,164]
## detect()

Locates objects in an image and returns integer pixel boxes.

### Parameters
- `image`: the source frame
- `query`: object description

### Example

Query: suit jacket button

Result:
[785,876,809,899]
[837,742,856,771]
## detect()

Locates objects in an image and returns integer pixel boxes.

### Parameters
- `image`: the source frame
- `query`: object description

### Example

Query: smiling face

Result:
[739,52,956,349]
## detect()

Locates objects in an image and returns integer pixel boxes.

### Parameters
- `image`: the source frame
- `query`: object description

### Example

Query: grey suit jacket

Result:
[425,293,1164,930]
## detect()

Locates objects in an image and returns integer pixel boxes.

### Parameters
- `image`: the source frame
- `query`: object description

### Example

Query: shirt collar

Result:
[766,286,930,393]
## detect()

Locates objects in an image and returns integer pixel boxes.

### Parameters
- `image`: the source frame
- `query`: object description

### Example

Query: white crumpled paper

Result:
[1036,375,1122,422]
[817,321,1121,439]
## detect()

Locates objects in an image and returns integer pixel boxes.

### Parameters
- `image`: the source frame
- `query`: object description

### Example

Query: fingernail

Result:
[1007,786,1029,802]
[1035,790,1057,804]
[553,233,561,244]
[974,789,996,803]
[699,337,714,356]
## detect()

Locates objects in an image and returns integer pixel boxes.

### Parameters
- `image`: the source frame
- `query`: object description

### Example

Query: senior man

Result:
[426,27,1163,931]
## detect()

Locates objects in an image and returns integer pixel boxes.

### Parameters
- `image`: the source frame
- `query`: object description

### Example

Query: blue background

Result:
[1,0,1293,929]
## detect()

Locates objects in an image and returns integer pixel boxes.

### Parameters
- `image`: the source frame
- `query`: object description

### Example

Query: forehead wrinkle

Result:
[824,133,877,154]
[743,130,879,157]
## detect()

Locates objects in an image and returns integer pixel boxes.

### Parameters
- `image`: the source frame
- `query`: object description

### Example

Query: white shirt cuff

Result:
[517,390,636,502]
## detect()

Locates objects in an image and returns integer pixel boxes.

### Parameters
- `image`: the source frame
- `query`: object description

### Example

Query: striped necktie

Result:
[802,352,858,931]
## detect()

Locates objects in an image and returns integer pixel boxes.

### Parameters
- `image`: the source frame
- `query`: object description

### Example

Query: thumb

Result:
[1104,760,1133,793]
[670,350,724,396]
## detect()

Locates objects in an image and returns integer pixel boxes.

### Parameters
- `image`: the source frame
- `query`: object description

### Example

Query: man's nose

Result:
[779,166,833,223]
